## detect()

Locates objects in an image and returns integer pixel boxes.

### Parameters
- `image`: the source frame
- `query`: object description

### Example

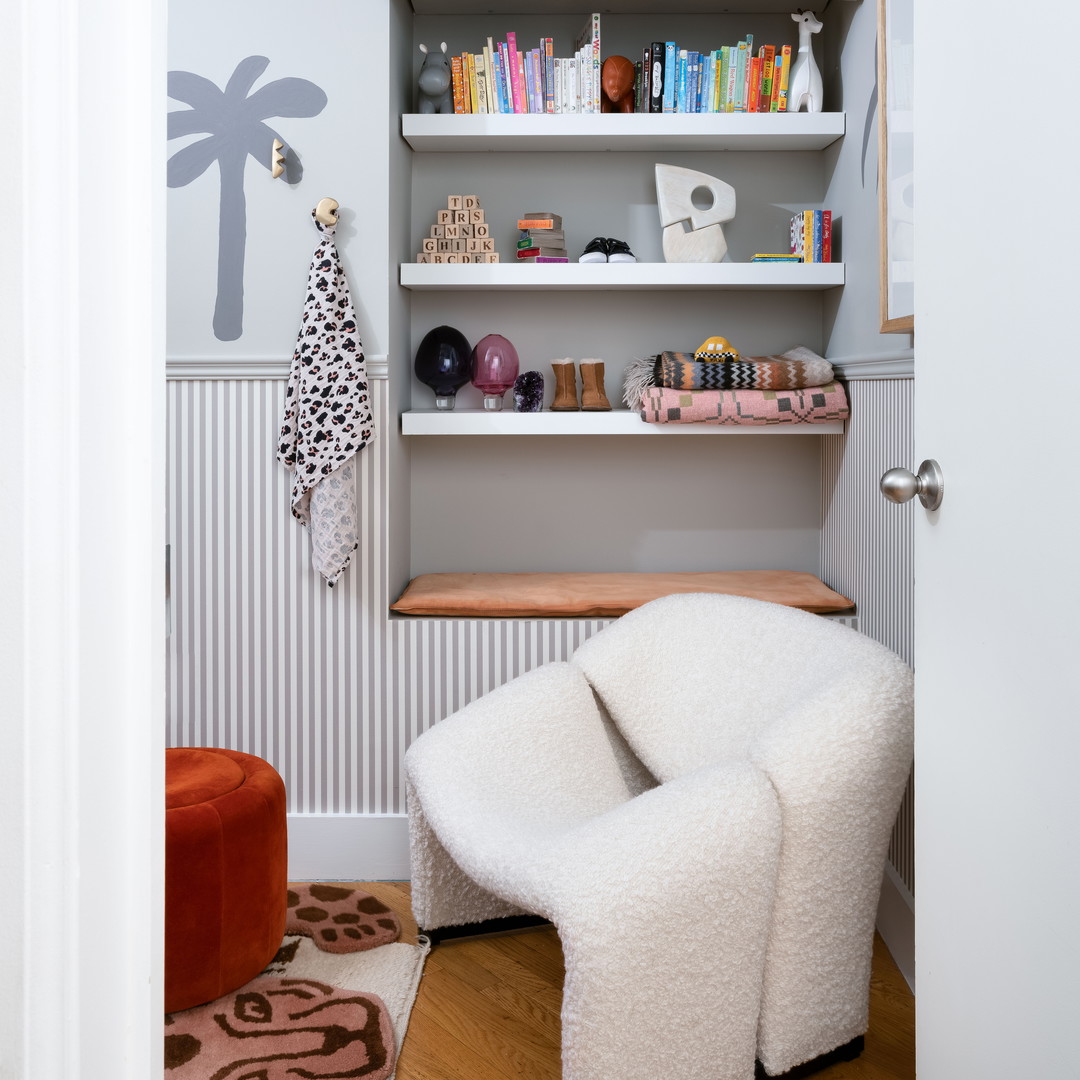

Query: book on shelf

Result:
[758,44,775,112]
[517,214,562,230]
[451,55,466,114]
[751,253,803,262]
[574,12,601,114]
[515,246,569,260]
[650,40,664,112]
[421,18,807,117]
[517,255,570,263]
[518,228,565,245]
[662,42,677,112]
[789,211,833,263]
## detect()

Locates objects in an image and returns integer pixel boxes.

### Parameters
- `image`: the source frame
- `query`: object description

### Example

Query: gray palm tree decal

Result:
[168,56,327,341]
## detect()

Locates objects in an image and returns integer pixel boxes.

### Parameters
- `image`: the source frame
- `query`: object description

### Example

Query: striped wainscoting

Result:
[166,371,610,818]
[820,374,915,905]
[167,367,916,916]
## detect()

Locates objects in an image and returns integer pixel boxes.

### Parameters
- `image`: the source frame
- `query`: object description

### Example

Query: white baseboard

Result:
[876,861,915,992]
[287,813,410,881]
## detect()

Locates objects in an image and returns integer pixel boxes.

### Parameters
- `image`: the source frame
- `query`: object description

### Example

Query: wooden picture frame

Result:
[878,0,914,333]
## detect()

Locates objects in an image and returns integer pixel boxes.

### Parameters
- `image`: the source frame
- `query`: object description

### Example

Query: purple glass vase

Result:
[470,334,520,411]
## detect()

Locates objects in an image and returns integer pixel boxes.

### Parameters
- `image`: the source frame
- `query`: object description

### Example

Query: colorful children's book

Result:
[821,210,833,262]
[747,55,761,112]
[650,41,665,112]
[663,42,678,112]
[776,44,792,111]
[759,44,775,111]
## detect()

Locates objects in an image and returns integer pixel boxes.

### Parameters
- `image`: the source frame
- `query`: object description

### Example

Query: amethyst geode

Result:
[513,370,545,412]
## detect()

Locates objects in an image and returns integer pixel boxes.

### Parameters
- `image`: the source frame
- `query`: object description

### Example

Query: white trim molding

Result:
[167,353,390,380]
[830,350,915,380]
[877,861,915,992]
[288,814,411,881]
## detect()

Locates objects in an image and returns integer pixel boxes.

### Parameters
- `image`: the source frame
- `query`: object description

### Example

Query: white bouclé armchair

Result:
[404,593,914,1079]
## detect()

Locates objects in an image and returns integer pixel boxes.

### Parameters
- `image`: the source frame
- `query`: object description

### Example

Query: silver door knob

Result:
[880,459,944,511]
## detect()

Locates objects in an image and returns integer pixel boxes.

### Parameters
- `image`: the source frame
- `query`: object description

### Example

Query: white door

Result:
[913,0,1080,1076]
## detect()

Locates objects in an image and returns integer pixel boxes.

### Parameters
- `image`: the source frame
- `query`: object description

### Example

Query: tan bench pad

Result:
[390,571,854,619]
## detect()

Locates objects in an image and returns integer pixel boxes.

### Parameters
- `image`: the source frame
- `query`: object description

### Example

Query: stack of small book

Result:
[515,213,568,263]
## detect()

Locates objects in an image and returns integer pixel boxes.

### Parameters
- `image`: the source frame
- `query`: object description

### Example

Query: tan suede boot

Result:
[579,360,612,411]
[550,359,579,410]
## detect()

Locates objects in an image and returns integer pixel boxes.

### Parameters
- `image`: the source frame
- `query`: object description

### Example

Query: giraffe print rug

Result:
[165,885,429,1080]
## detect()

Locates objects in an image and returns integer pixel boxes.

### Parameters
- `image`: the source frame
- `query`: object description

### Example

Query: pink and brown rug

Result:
[166,884,428,1080]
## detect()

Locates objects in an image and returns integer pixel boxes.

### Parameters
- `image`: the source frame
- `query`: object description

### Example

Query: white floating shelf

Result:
[402,410,844,436]
[401,261,843,291]
[402,112,845,153]
[412,0,813,16]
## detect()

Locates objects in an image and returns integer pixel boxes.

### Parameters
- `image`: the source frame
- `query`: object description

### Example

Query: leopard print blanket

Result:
[277,213,374,586]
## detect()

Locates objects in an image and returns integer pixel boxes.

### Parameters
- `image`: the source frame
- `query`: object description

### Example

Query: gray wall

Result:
[167,2,914,906]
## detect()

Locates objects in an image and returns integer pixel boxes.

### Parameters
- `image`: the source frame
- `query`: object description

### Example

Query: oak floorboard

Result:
[334,882,914,1080]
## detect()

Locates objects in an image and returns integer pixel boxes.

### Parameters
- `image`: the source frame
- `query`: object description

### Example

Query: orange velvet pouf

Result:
[165,747,287,1013]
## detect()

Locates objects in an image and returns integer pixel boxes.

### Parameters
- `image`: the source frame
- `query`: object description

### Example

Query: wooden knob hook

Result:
[314,197,339,225]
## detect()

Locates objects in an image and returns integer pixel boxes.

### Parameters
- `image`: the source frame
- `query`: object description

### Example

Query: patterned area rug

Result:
[166,885,428,1080]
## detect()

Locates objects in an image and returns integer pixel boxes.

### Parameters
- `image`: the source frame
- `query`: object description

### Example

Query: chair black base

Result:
[420,914,553,946]
[755,1035,865,1078]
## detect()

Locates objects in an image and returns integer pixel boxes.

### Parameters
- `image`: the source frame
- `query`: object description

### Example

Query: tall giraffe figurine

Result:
[787,11,823,113]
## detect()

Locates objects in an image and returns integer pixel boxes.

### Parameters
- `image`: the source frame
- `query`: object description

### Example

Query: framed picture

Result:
[878,0,914,333]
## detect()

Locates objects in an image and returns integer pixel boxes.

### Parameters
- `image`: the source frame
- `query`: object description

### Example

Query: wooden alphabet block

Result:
[474,223,490,238]
[444,224,459,239]
[483,253,500,263]
[459,224,474,237]
[453,210,469,224]
[466,239,483,252]
[469,210,484,224]
[446,253,462,263]
[463,195,479,208]
[448,196,463,209]
[416,253,432,263]
[430,224,445,238]
[432,254,446,263]
[452,239,467,252]
[422,238,437,253]
[437,210,452,224]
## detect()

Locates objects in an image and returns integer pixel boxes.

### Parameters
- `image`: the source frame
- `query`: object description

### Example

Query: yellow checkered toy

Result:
[694,336,741,362]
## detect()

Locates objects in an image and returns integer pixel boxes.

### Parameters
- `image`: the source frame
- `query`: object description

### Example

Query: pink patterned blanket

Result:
[640,382,849,425]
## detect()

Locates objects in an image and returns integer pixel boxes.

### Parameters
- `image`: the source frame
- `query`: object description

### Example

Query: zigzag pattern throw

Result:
[659,346,834,391]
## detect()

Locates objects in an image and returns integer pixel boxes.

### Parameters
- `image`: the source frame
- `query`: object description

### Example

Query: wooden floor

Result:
[356,881,914,1080]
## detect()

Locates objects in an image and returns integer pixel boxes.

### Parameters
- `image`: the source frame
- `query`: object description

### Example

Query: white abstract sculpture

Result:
[787,11,823,113]
[655,164,736,263]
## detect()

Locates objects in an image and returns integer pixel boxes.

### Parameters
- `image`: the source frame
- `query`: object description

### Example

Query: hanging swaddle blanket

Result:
[277,212,374,586]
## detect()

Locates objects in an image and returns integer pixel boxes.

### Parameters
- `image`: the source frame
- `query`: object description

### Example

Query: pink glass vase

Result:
[470,334,520,411]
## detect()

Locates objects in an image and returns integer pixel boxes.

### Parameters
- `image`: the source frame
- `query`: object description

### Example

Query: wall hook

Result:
[271,139,286,179]
[314,197,339,225]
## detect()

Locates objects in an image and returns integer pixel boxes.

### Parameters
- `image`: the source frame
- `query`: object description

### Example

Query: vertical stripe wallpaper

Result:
[166,377,610,814]
[821,377,915,895]
[167,370,914,894]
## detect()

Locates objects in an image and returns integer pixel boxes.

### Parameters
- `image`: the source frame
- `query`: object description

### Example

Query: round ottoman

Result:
[165,747,287,1013]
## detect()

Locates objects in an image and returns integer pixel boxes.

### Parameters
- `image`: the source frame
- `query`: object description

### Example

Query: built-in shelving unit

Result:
[402,112,845,153]
[401,261,843,291]
[402,410,844,435]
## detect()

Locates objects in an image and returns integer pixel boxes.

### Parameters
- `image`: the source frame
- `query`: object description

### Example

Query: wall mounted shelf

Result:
[411,0,810,14]
[401,262,843,291]
[402,410,844,435]
[402,112,845,153]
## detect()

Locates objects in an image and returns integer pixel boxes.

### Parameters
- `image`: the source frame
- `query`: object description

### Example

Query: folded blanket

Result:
[640,382,849,425]
[660,346,834,391]
[622,346,834,408]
